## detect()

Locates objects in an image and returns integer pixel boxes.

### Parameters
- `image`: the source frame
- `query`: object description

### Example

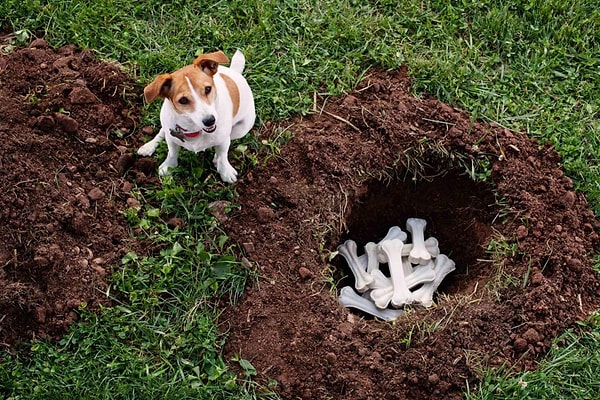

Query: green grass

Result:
[1,0,599,399]
[467,314,600,399]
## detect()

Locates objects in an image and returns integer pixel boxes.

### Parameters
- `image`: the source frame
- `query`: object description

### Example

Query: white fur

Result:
[138,50,255,182]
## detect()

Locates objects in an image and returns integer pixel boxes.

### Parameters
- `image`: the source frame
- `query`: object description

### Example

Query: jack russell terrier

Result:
[137,50,255,182]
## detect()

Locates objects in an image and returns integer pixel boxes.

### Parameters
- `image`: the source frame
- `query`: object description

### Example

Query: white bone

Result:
[406,218,431,265]
[422,237,440,258]
[339,286,404,321]
[369,261,436,309]
[368,269,393,309]
[364,242,380,273]
[358,226,409,267]
[337,239,374,292]
[374,237,440,264]
[402,255,413,276]
[382,225,408,242]
[412,254,456,307]
[380,239,413,307]
[369,269,392,289]
[376,226,407,263]
[370,288,393,309]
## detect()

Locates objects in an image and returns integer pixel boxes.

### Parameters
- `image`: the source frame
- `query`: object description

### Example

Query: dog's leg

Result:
[138,128,166,156]
[213,141,238,183]
[158,140,181,176]
[230,117,255,140]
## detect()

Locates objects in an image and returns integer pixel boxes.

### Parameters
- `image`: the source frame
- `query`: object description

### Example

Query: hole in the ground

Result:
[332,169,498,310]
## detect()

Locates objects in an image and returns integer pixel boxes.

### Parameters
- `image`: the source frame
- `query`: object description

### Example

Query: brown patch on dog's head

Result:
[144,51,230,115]
[193,51,229,76]
[143,73,172,104]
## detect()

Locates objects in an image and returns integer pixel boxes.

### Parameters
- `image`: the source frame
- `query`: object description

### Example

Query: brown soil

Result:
[220,68,600,399]
[0,39,156,345]
[1,40,599,399]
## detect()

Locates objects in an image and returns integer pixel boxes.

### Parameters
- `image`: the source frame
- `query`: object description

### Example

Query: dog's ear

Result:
[144,74,172,103]
[193,51,230,76]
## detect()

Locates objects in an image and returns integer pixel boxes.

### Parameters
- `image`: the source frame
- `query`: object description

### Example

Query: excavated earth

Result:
[1,40,599,400]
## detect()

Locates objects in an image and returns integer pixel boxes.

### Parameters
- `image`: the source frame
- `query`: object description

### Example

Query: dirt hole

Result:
[222,69,600,400]
[334,169,498,304]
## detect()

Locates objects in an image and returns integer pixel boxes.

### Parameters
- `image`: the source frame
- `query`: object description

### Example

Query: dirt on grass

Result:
[0,38,157,345]
[1,40,599,399]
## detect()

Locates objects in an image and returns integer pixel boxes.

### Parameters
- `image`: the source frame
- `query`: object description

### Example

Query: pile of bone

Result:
[337,218,456,321]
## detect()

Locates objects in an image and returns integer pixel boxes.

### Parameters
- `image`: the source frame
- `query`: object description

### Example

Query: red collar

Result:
[169,124,201,142]
[175,124,201,138]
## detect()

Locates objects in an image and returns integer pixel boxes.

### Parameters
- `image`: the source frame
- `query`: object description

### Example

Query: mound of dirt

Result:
[220,67,600,399]
[0,39,155,345]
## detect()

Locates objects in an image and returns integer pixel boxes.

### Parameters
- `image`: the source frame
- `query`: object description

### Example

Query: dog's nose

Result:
[202,115,216,126]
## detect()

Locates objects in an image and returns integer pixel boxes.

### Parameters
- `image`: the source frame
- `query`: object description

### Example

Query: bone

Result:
[368,269,393,309]
[406,218,431,265]
[402,255,413,276]
[374,237,440,264]
[364,242,380,273]
[358,226,409,267]
[380,239,413,307]
[412,254,456,307]
[369,269,392,289]
[376,226,408,263]
[339,286,404,321]
[369,261,436,309]
[337,239,374,292]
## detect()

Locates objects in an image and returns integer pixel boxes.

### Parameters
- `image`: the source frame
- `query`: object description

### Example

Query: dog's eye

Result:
[178,97,189,105]
[205,86,212,95]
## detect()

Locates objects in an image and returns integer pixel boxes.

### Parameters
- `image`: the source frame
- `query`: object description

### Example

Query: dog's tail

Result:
[229,49,246,74]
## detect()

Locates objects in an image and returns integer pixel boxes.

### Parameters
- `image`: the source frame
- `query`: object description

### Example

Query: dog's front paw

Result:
[158,161,176,176]
[138,142,158,157]
[218,164,238,183]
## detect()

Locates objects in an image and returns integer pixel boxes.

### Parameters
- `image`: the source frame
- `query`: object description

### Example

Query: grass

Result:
[1,0,599,399]
[467,314,600,399]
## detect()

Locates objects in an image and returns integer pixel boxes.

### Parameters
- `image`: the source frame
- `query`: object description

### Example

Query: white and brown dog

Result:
[138,50,255,182]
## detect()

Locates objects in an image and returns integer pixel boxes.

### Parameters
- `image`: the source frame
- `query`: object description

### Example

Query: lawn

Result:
[1,1,599,399]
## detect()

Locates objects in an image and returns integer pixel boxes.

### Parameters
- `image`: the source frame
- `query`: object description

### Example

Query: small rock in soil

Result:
[116,153,135,175]
[134,158,157,175]
[29,38,49,49]
[257,206,275,222]
[87,187,105,201]
[522,328,541,343]
[35,115,55,131]
[513,337,528,352]
[126,197,140,208]
[298,266,313,280]
[69,86,97,104]
[55,113,79,134]
[167,217,184,229]
[428,373,440,384]
[325,352,337,365]
[243,242,255,254]
[122,181,133,193]
[516,225,528,240]
[142,126,154,135]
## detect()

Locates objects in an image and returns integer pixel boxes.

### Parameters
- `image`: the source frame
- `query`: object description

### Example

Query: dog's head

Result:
[143,51,229,133]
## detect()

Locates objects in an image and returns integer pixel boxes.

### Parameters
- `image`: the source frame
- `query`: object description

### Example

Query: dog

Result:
[137,50,255,182]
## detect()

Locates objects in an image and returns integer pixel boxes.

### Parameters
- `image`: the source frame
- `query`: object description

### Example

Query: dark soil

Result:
[1,40,599,399]
[0,39,157,345]
[220,68,600,398]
